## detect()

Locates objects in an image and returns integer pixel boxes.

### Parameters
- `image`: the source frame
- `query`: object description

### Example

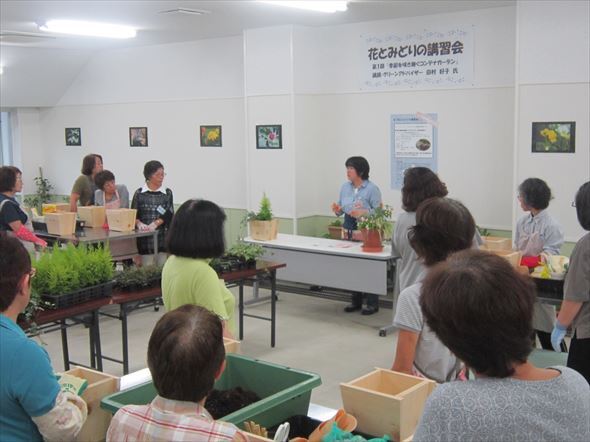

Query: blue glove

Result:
[551,321,567,352]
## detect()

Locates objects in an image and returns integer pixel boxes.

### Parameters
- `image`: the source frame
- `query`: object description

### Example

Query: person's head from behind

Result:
[81,154,103,176]
[402,167,448,212]
[148,305,225,403]
[409,197,475,266]
[420,250,535,378]
[518,177,551,212]
[345,156,370,181]
[0,234,33,313]
[574,181,590,231]
[166,199,226,259]
[94,170,116,194]
[0,166,22,193]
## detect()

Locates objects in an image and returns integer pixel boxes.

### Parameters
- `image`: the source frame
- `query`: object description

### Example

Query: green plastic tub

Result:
[101,354,322,429]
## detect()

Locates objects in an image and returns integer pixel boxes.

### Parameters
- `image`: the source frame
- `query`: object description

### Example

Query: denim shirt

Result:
[514,210,564,256]
[336,180,382,230]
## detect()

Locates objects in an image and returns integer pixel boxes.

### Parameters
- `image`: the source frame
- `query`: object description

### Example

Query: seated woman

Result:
[414,250,589,441]
[0,235,87,441]
[107,305,246,441]
[391,197,475,382]
[515,178,565,350]
[162,199,237,337]
[0,166,46,250]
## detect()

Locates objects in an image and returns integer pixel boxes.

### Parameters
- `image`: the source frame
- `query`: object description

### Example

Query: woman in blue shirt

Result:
[332,156,382,315]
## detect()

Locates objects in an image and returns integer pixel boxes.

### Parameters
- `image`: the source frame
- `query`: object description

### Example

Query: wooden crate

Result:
[224,337,241,354]
[340,368,436,442]
[481,236,512,251]
[490,249,522,268]
[42,203,70,214]
[249,219,278,241]
[106,209,137,232]
[45,212,76,235]
[78,206,106,227]
[62,367,119,442]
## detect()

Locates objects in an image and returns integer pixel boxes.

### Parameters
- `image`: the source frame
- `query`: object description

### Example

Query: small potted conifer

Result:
[247,193,278,241]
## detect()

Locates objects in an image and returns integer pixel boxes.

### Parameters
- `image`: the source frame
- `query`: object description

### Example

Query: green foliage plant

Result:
[329,219,343,227]
[114,265,163,290]
[246,193,274,221]
[226,242,264,261]
[357,205,394,237]
[23,169,54,213]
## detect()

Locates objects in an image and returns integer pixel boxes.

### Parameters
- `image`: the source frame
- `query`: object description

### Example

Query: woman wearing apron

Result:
[94,170,136,261]
[515,178,565,351]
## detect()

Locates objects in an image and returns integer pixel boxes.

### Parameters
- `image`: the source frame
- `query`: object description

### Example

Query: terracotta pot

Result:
[328,226,342,239]
[361,229,383,253]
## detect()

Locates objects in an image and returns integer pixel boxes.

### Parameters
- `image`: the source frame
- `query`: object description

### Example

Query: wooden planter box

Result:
[78,206,106,227]
[249,219,278,241]
[328,225,343,239]
[106,209,137,232]
[224,337,241,354]
[45,212,76,235]
[62,367,119,442]
[489,249,522,268]
[481,236,512,251]
[42,203,70,214]
[340,368,436,442]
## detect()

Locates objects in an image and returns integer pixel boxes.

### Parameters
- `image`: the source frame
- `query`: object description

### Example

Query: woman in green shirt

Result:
[162,199,236,337]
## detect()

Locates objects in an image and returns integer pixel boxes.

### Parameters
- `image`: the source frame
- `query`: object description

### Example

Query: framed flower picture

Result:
[65,128,81,146]
[531,122,575,153]
[200,125,222,147]
[129,127,148,147]
[256,125,282,149]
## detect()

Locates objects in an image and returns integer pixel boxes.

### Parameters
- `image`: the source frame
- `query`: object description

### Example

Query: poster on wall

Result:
[360,27,474,90]
[391,113,438,190]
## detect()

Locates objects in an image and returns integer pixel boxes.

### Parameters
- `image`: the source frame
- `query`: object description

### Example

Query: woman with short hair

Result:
[391,197,475,382]
[162,199,236,337]
[94,170,129,209]
[414,250,589,442]
[515,177,565,350]
[69,154,103,212]
[131,161,174,266]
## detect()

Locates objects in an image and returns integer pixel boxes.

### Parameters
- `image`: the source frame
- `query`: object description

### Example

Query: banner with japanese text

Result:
[361,27,474,90]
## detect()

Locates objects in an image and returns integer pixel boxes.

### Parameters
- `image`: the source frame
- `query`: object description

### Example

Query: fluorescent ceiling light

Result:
[0,66,3,75]
[39,20,136,39]
[259,1,348,13]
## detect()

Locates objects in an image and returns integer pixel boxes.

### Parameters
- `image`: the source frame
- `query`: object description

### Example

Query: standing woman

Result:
[552,181,590,384]
[515,178,565,350]
[162,199,237,338]
[0,166,47,250]
[131,161,174,266]
[332,156,382,315]
[69,154,103,212]
[392,167,448,293]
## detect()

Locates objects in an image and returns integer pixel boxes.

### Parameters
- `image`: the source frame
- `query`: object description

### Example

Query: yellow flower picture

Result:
[200,125,222,147]
[532,122,575,153]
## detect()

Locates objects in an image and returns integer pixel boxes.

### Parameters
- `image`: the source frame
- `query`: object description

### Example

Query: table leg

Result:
[270,271,276,348]
[92,310,103,372]
[60,319,70,371]
[121,304,130,375]
[153,231,159,255]
[239,281,244,340]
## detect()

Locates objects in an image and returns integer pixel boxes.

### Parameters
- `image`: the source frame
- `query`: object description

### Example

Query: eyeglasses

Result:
[572,201,576,207]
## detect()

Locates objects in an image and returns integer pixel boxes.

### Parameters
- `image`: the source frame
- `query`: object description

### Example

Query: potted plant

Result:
[32,244,114,309]
[357,205,393,253]
[328,219,343,239]
[226,242,265,268]
[246,193,279,241]
[114,265,163,291]
[23,167,55,214]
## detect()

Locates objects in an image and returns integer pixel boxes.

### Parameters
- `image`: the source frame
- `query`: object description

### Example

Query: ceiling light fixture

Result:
[258,1,348,13]
[159,8,210,16]
[38,20,136,39]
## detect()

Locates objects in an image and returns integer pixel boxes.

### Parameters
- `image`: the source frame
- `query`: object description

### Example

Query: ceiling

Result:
[1,0,515,49]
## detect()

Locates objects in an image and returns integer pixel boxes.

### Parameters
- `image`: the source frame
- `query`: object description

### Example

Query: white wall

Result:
[516,1,590,241]
[11,108,45,194]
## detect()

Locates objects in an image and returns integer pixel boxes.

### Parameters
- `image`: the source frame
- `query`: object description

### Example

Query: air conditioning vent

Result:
[158,8,210,16]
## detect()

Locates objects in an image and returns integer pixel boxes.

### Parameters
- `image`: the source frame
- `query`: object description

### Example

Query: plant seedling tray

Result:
[41,281,114,309]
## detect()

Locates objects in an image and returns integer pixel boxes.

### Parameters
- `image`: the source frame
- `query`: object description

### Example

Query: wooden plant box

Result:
[42,203,70,214]
[340,368,436,442]
[62,366,119,442]
[78,206,106,227]
[106,209,137,232]
[45,212,76,235]
[328,225,343,239]
[481,236,512,251]
[224,337,241,354]
[490,249,522,268]
[249,219,278,241]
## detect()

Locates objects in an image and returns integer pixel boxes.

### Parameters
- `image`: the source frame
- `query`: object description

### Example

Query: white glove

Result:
[136,221,150,231]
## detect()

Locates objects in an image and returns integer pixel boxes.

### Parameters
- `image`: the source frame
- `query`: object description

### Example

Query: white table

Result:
[245,234,395,296]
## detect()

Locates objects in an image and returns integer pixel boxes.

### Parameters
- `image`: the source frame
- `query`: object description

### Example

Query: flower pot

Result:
[328,226,343,240]
[361,229,383,253]
[249,219,278,241]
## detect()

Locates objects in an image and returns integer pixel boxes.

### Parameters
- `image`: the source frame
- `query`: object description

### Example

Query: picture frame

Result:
[200,125,222,147]
[256,124,282,149]
[531,122,575,153]
[65,128,81,146]
[129,127,148,147]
